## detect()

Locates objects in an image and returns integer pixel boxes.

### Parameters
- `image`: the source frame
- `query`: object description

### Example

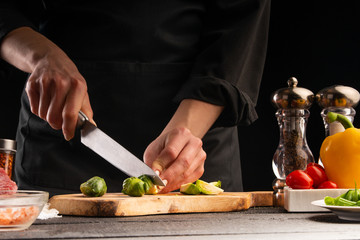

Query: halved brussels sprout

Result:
[180,182,201,195]
[196,180,224,195]
[80,176,107,197]
[139,175,158,195]
[122,177,146,197]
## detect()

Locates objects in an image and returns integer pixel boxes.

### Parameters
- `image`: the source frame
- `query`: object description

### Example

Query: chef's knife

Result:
[77,111,165,186]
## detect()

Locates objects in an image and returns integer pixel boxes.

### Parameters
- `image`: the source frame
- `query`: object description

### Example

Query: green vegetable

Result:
[344,190,357,202]
[337,197,357,206]
[139,175,158,195]
[210,180,222,188]
[122,175,159,197]
[180,183,201,195]
[324,196,335,205]
[122,177,146,197]
[80,176,107,197]
[343,182,360,202]
[121,177,224,197]
[324,182,360,207]
[196,180,224,195]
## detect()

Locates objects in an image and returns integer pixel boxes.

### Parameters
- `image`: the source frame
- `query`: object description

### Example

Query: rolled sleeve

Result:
[174,0,271,127]
[0,1,39,43]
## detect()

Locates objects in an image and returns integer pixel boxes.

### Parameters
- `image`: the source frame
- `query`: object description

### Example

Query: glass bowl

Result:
[0,190,49,231]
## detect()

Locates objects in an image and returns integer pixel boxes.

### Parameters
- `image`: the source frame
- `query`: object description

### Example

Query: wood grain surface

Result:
[48,191,273,217]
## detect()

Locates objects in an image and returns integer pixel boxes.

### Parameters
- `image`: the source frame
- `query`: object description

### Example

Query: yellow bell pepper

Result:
[320,112,360,188]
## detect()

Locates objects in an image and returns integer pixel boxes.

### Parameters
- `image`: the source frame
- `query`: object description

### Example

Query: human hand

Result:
[25,49,93,140]
[143,127,206,193]
[0,27,93,141]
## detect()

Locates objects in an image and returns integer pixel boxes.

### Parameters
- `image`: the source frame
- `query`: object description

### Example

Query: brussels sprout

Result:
[210,180,222,188]
[139,175,158,195]
[196,180,224,195]
[122,177,146,197]
[180,182,201,195]
[80,176,107,197]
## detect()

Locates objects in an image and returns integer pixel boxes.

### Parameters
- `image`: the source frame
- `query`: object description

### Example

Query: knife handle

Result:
[77,111,89,129]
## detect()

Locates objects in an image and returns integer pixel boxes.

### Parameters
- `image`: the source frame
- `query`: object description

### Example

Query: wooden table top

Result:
[1,207,360,239]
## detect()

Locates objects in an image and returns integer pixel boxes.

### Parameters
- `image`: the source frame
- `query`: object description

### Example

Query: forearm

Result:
[162,99,224,138]
[0,27,65,73]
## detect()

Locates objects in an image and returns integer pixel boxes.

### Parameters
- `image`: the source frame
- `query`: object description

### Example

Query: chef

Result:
[0,0,270,196]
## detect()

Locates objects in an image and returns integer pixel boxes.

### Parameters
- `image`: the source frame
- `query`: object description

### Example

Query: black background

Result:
[239,1,360,191]
[1,2,359,191]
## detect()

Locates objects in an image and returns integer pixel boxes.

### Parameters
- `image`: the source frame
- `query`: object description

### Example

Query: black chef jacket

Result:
[0,0,270,196]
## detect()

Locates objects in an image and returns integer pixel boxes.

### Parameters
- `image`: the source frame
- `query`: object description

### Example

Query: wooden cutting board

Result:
[48,191,273,217]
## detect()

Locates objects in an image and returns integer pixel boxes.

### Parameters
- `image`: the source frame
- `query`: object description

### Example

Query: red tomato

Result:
[306,162,325,171]
[286,170,313,189]
[305,163,328,188]
[317,180,338,189]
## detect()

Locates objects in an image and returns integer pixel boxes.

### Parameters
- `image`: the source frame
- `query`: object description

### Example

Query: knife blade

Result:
[77,111,165,186]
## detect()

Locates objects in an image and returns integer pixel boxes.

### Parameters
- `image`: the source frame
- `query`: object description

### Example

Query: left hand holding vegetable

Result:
[143,99,223,193]
[143,127,206,193]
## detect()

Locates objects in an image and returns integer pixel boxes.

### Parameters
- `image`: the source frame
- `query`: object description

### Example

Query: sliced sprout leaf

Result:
[209,180,222,188]
[180,183,201,195]
[196,180,224,195]
[180,180,223,195]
